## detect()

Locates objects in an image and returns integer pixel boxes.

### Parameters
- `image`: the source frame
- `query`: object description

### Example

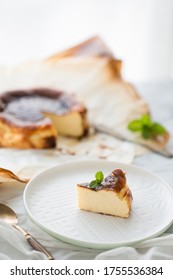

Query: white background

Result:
[0,0,173,82]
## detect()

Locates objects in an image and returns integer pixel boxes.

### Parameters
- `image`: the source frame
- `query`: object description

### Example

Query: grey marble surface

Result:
[134,81,173,187]
[135,82,173,238]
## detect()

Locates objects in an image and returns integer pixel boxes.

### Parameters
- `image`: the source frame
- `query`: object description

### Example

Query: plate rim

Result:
[23,160,173,249]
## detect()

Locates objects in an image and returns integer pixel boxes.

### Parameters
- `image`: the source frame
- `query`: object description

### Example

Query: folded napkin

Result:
[0,221,46,260]
[95,234,173,260]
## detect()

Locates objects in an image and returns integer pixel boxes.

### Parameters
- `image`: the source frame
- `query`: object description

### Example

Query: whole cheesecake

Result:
[76,169,132,218]
[0,88,88,149]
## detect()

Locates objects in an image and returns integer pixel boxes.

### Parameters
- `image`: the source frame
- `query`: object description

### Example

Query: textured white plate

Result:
[23,160,173,249]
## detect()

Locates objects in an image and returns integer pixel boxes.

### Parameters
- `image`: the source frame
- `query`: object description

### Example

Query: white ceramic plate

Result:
[23,160,173,249]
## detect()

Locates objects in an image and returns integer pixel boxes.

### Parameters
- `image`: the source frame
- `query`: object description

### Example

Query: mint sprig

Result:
[89,171,104,189]
[128,114,166,139]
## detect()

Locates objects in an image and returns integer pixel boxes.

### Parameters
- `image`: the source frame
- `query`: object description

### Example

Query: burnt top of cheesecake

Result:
[79,169,126,192]
[0,88,85,123]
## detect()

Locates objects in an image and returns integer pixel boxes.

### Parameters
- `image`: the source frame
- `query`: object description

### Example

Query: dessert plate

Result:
[23,160,173,249]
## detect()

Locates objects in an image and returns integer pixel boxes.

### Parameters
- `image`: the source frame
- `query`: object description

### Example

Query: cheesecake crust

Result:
[78,169,127,193]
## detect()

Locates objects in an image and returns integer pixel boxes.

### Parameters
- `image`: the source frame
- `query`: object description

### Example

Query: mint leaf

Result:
[141,114,152,126]
[95,171,104,183]
[151,123,166,135]
[89,180,99,189]
[89,171,104,189]
[142,126,152,139]
[128,120,142,131]
[128,114,167,140]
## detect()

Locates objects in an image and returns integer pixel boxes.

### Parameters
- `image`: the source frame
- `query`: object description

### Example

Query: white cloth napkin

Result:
[1,219,173,260]
[0,221,46,260]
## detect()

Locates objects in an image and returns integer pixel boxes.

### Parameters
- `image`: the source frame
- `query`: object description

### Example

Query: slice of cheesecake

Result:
[0,88,88,149]
[76,169,132,218]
